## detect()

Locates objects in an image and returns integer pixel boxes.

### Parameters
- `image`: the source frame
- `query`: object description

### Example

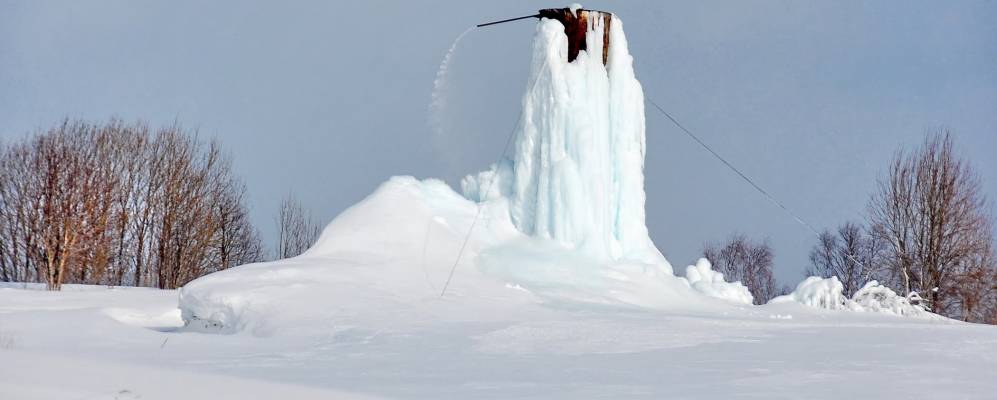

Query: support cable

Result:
[644,96,870,273]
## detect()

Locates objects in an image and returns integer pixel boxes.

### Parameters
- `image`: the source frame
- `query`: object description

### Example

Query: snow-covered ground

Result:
[3,280,996,399]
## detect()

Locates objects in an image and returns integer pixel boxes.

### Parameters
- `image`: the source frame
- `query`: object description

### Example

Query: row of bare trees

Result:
[0,119,265,289]
[807,131,996,323]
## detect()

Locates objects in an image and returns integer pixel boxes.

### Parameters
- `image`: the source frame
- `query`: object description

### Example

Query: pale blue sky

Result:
[2,1,995,285]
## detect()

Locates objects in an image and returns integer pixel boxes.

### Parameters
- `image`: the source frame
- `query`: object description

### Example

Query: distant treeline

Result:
[0,119,268,290]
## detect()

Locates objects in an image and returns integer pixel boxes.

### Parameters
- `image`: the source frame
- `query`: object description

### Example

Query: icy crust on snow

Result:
[769,277,936,318]
[463,15,664,269]
[681,258,754,305]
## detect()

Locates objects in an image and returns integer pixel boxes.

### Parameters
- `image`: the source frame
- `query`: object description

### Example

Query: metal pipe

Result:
[476,14,540,28]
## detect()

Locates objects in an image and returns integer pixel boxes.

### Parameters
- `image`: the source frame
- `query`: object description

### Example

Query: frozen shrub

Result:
[683,258,754,305]
[769,276,849,310]
[851,281,930,317]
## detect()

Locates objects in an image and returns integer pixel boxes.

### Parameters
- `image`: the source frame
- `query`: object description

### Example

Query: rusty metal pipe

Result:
[477,8,614,65]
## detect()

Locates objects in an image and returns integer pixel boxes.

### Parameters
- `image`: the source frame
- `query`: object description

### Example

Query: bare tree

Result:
[948,240,996,323]
[990,268,997,325]
[213,179,265,270]
[703,234,778,304]
[805,222,885,297]
[107,122,150,286]
[276,194,322,260]
[0,138,37,283]
[34,122,99,290]
[868,130,995,319]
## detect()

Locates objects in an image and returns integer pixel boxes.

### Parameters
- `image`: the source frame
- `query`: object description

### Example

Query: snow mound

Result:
[179,176,514,335]
[682,258,754,305]
[179,176,731,334]
[770,277,937,319]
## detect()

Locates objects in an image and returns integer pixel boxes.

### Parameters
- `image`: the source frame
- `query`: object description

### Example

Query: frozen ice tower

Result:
[464,7,667,269]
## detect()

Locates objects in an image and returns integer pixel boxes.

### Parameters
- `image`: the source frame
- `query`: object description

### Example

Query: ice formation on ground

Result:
[463,12,665,268]
[681,258,754,305]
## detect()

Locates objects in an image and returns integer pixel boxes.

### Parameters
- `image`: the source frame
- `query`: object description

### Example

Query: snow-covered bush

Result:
[769,276,849,310]
[683,258,754,305]
[850,281,931,317]
[770,277,936,318]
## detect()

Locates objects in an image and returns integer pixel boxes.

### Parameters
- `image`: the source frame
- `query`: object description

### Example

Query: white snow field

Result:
[3,8,997,400]
[3,278,997,399]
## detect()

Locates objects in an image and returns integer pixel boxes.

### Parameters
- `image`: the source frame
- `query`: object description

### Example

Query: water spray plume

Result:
[429,26,474,158]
